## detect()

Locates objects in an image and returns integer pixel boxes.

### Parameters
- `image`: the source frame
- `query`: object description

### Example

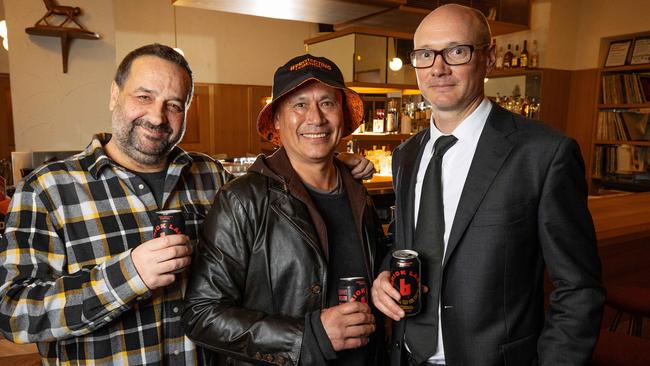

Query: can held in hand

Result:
[338,277,369,304]
[390,249,421,316]
[153,210,185,238]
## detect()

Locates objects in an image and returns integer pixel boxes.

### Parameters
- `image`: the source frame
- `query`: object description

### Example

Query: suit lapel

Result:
[397,129,430,250]
[443,104,517,267]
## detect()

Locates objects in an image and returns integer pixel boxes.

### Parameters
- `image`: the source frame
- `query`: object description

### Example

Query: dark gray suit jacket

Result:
[387,102,604,366]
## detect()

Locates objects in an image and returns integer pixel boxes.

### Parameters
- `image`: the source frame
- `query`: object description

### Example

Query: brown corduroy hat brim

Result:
[257,54,364,145]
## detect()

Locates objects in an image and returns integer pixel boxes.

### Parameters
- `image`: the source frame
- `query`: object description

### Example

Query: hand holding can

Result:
[153,210,185,238]
[338,277,369,304]
[153,210,188,274]
[390,250,421,316]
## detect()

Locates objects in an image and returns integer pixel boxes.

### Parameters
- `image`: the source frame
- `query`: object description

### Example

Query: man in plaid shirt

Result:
[0,43,374,365]
[0,43,225,365]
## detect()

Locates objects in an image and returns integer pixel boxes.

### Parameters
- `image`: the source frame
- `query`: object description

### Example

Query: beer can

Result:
[390,249,421,316]
[338,277,368,304]
[153,209,185,238]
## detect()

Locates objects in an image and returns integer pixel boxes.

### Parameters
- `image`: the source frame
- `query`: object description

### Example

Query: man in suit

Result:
[371,4,604,366]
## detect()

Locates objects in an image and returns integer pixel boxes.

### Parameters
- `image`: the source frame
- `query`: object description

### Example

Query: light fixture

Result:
[172,6,184,56]
[389,57,403,71]
[484,77,489,83]
[0,20,8,51]
[388,38,402,71]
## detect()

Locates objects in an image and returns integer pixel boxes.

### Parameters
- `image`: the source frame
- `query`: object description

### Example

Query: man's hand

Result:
[131,234,192,290]
[371,271,405,321]
[320,301,376,351]
[337,152,375,180]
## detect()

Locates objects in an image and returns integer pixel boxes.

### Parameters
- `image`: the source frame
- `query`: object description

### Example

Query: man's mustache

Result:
[133,119,173,134]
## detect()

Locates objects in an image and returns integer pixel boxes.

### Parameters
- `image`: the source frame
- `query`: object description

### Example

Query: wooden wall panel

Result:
[0,74,14,159]
[539,69,571,133]
[213,85,250,157]
[564,69,599,190]
[179,83,211,154]
[180,83,273,157]
[248,86,272,155]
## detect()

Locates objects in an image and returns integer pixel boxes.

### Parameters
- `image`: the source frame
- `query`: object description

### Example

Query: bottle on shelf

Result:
[530,40,539,69]
[496,45,504,70]
[373,108,385,133]
[386,99,399,133]
[520,40,529,69]
[493,95,540,120]
[511,44,520,68]
[401,103,413,134]
[503,44,513,68]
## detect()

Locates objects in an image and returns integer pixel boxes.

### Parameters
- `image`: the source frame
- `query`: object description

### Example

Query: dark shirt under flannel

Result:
[0,133,231,365]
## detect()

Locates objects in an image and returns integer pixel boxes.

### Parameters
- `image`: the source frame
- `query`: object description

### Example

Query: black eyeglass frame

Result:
[409,43,490,68]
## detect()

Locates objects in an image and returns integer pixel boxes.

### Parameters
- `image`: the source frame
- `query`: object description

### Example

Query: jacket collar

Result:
[82,133,193,179]
[250,147,367,259]
[443,102,516,266]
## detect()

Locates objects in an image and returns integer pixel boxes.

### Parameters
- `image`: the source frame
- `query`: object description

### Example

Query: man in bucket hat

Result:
[183,54,388,365]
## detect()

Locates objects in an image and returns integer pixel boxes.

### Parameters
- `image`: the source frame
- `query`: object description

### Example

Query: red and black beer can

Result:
[390,249,421,316]
[338,277,369,304]
[153,210,185,238]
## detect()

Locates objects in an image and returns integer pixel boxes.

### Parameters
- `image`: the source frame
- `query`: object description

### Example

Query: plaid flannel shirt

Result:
[0,133,231,365]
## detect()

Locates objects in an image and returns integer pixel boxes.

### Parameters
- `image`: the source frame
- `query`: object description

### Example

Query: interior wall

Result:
[307,34,355,82]
[6,0,116,152]
[355,34,386,83]
[493,0,551,69]
[114,0,175,64]
[544,0,582,70]
[8,0,315,152]
[494,0,649,70]
[115,1,317,86]
[573,0,650,69]
[179,8,315,85]
[0,0,9,74]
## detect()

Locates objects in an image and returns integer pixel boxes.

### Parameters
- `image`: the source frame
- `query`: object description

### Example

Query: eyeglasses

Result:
[409,44,489,68]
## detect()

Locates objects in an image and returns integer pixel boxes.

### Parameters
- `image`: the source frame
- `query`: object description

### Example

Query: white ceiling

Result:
[172,0,402,26]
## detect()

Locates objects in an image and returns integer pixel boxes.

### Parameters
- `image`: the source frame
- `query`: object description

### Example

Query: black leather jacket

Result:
[182,148,387,365]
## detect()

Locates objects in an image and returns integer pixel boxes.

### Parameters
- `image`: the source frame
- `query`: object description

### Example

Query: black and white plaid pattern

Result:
[0,133,231,365]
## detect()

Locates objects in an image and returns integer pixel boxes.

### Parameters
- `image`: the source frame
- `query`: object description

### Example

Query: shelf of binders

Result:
[590,34,650,193]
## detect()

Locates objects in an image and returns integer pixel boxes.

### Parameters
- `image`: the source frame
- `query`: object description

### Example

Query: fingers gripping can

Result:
[153,210,185,238]
[338,277,369,304]
[390,250,421,316]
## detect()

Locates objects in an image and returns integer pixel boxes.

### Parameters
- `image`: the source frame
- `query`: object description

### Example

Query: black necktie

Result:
[406,134,458,364]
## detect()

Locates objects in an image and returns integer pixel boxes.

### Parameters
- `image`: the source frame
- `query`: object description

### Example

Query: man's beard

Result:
[112,117,183,166]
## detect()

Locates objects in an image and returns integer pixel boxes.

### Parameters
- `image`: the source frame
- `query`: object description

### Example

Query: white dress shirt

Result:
[412,98,491,364]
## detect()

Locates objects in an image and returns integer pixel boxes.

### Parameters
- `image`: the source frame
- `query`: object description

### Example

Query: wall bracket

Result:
[24,0,100,73]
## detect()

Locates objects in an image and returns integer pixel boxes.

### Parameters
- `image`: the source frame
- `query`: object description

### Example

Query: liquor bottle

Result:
[530,40,539,68]
[520,40,529,69]
[512,44,520,68]
[503,44,513,68]
[496,45,504,70]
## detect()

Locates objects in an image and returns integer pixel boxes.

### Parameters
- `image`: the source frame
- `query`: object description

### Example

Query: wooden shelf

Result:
[488,20,529,36]
[598,103,650,109]
[600,64,650,73]
[589,32,650,194]
[347,133,412,141]
[594,140,650,146]
[346,82,419,95]
[487,68,542,78]
[25,26,100,73]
